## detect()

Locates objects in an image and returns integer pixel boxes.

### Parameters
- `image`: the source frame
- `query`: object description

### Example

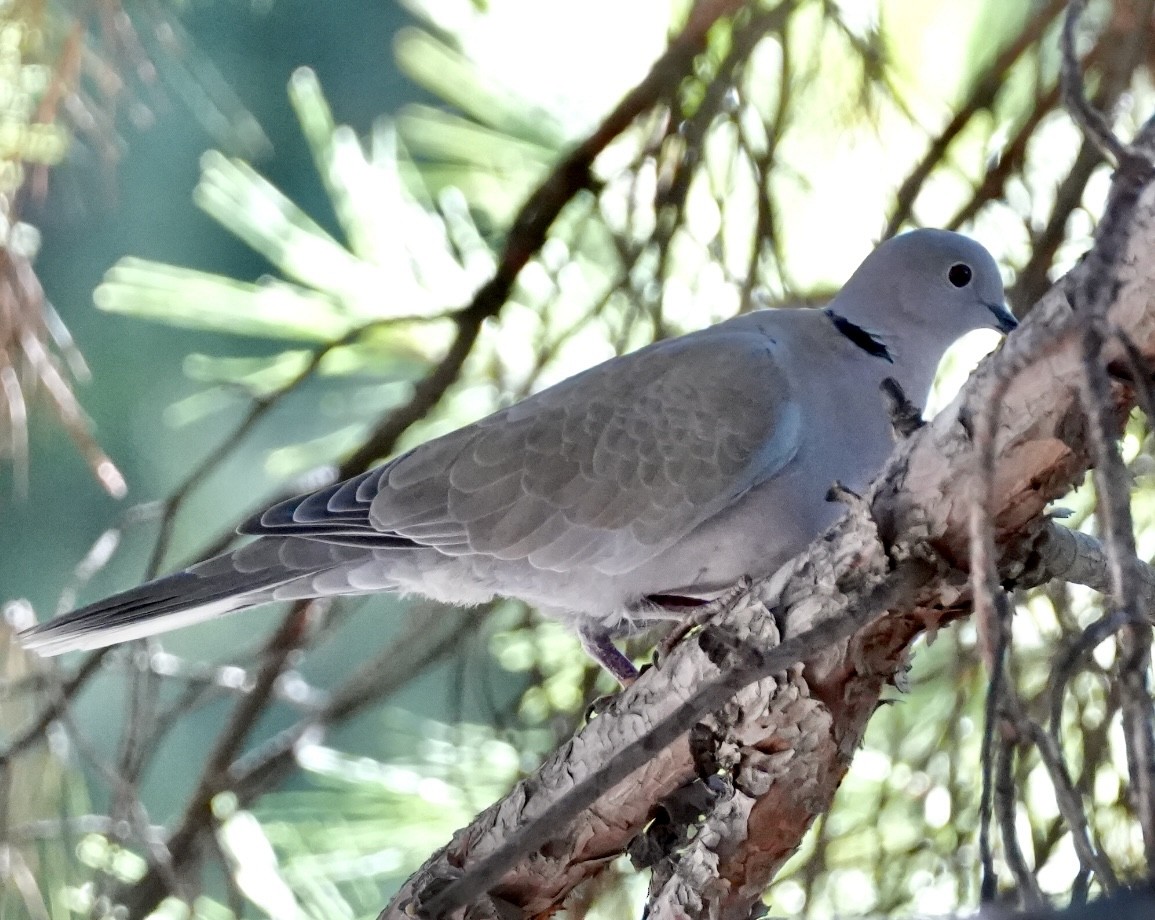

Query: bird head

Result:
[835,228,1017,348]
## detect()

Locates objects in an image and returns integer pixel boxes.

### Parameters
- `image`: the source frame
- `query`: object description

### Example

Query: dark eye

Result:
[948,263,973,288]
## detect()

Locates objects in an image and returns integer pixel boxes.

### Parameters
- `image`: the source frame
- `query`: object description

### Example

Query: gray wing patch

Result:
[246,329,800,575]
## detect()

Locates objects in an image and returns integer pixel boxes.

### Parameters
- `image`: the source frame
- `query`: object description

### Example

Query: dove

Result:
[19,229,1016,683]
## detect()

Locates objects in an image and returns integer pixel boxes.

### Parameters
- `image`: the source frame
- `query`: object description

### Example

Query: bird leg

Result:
[880,376,925,438]
[652,577,754,667]
[578,625,640,686]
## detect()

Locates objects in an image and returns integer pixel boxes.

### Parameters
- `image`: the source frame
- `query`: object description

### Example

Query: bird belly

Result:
[364,544,636,628]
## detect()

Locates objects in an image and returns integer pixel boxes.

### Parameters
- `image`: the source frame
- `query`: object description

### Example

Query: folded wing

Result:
[246,327,801,576]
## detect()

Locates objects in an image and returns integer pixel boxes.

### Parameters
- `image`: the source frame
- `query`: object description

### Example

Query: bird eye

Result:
[948,263,973,288]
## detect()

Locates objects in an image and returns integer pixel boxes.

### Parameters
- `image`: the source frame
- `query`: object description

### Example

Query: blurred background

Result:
[0,0,1151,917]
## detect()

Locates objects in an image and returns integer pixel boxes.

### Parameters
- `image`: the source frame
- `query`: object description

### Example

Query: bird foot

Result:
[825,480,863,506]
[880,377,925,438]
[688,577,753,626]
[652,576,753,666]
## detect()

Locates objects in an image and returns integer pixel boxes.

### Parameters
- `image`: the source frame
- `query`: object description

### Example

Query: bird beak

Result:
[985,302,1018,334]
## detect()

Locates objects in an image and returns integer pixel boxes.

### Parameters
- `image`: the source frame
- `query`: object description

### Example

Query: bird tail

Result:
[17,538,364,656]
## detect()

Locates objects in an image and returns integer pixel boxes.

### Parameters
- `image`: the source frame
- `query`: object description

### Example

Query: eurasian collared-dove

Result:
[19,229,1016,682]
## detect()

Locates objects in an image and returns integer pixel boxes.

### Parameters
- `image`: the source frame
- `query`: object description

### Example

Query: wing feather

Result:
[242,321,801,576]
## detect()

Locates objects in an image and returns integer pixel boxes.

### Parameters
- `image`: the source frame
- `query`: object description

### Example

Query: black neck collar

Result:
[824,309,893,363]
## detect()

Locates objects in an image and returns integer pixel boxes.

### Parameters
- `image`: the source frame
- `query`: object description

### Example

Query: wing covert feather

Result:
[246,326,801,575]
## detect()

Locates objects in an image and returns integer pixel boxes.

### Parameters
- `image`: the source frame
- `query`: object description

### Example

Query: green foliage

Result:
[98,69,480,341]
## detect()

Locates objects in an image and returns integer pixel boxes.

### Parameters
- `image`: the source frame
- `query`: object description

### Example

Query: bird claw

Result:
[652,576,753,667]
[691,576,753,625]
[825,480,863,506]
[880,377,925,438]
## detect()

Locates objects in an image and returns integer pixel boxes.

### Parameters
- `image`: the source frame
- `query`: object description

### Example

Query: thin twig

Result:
[994,720,1046,909]
[883,0,1067,238]
[0,650,109,763]
[1011,0,1154,309]
[1017,714,1119,888]
[229,606,480,803]
[979,603,1010,903]
[116,599,321,912]
[1073,204,1155,872]
[1059,0,1128,166]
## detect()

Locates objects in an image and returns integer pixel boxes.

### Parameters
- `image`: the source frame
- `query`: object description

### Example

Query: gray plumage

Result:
[19,229,1016,680]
